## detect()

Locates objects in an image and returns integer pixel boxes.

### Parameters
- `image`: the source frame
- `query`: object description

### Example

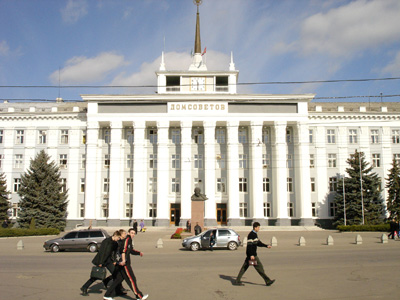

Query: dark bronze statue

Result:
[191,187,208,201]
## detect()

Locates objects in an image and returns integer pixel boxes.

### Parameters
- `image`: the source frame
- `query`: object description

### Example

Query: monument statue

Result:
[191,187,208,201]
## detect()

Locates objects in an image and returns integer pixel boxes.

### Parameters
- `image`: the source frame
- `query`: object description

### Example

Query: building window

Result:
[262,154,270,168]
[238,128,247,144]
[126,178,133,193]
[328,154,337,168]
[262,128,269,144]
[103,178,109,193]
[127,154,133,168]
[149,129,157,144]
[309,129,313,144]
[149,203,157,218]
[239,203,248,217]
[372,153,381,168]
[104,154,110,168]
[216,128,226,144]
[81,154,86,169]
[394,154,400,166]
[171,129,180,144]
[149,178,157,193]
[0,154,4,168]
[287,154,293,168]
[310,154,315,168]
[327,129,336,144]
[216,154,225,169]
[38,130,47,144]
[312,203,317,217]
[102,203,109,218]
[59,154,68,169]
[125,203,133,218]
[217,178,226,193]
[14,154,23,168]
[329,177,337,192]
[194,154,203,169]
[288,202,294,217]
[82,130,86,144]
[286,128,292,143]
[329,202,337,217]
[171,178,180,193]
[12,203,19,217]
[193,128,203,144]
[263,178,270,193]
[126,129,134,144]
[60,130,69,144]
[239,178,247,192]
[287,178,293,192]
[61,178,67,193]
[16,130,24,144]
[104,129,111,144]
[0,130,3,143]
[239,154,247,168]
[13,178,21,193]
[80,178,85,193]
[371,129,379,144]
[349,129,358,144]
[311,177,315,192]
[172,154,180,169]
[149,154,157,169]
[392,130,400,144]
[80,203,85,218]
[264,202,271,217]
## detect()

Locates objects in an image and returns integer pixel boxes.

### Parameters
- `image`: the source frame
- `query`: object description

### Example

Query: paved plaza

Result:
[1,228,399,300]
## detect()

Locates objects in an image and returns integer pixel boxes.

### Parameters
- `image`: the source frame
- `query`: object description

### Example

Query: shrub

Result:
[171,233,181,239]
[0,228,60,237]
[337,224,390,232]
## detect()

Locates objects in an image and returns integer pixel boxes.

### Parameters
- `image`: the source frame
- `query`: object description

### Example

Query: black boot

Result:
[80,287,88,296]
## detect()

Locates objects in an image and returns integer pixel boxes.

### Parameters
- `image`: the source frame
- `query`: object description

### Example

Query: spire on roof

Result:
[194,1,202,54]
[159,51,166,71]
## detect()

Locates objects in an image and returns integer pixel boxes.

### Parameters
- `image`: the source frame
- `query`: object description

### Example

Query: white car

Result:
[182,228,241,251]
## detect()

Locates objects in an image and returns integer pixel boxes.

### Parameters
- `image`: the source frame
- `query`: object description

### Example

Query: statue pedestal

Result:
[191,200,205,235]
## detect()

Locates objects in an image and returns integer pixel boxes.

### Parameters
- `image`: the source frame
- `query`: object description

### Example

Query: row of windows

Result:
[320,129,400,144]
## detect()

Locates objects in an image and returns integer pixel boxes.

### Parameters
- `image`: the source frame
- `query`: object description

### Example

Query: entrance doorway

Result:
[216,203,227,225]
[170,203,181,226]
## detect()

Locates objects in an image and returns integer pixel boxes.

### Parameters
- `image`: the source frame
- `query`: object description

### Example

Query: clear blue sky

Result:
[1,0,400,102]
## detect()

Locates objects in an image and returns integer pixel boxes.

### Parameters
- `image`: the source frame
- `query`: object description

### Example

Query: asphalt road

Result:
[1,229,399,300]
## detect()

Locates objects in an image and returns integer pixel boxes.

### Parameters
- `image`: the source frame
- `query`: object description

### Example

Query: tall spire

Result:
[189,0,207,71]
[194,3,201,54]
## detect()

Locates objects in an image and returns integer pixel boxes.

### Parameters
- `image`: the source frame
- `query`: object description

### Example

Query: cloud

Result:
[382,51,400,76]
[299,0,400,57]
[61,0,88,24]
[49,52,127,84]
[0,40,10,56]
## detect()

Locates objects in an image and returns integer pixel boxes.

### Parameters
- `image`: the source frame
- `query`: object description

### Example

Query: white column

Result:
[337,127,348,175]
[155,120,170,226]
[227,120,241,225]
[67,127,81,220]
[359,126,370,161]
[296,122,313,226]
[273,121,290,226]
[315,126,328,219]
[84,121,100,224]
[381,126,392,209]
[204,120,217,226]
[47,126,59,163]
[24,127,36,169]
[133,121,147,221]
[180,121,192,226]
[250,121,265,225]
[108,121,124,225]
[3,128,14,205]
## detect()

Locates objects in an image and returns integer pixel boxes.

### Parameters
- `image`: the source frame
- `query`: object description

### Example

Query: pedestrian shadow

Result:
[219,275,264,286]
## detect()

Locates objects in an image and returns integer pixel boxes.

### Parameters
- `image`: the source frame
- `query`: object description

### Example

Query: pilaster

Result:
[180,121,192,225]
[204,120,217,226]
[227,120,241,225]
[133,121,147,221]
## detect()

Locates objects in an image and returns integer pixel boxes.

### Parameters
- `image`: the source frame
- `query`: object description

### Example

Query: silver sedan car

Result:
[182,228,241,251]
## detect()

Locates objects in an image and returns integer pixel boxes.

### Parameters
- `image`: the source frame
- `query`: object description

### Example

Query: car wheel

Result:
[88,243,98,253]
[228,241,238,251]
[51,244,60,253]
[190,242,200,251]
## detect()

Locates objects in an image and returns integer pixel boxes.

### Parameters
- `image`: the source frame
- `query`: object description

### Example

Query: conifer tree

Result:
[334,150,385,226]
[0,172,11,221]
[17,150,68,230]
[386,158,400,219]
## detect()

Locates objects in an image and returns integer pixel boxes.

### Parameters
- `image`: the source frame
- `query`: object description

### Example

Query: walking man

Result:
[234,222,275,286]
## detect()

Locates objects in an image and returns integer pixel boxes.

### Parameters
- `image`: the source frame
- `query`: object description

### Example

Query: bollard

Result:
[17,240,24,250]
[271,236,277,247]
[156,238,163,248]
[327,235,334,246]
[355,234,362,245]
[242,237,248,247]
[381,233,388,244]
[298,236,306,246]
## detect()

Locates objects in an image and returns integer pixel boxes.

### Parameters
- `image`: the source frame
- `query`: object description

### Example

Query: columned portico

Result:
[227,120,241,225]
[204,120,217,226]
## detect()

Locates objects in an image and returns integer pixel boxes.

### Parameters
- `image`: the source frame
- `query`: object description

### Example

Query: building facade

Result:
[1,8,400,229]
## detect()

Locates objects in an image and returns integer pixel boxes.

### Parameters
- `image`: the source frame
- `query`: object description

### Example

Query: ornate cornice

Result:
[0,114,86,121]
[308,113,400,121]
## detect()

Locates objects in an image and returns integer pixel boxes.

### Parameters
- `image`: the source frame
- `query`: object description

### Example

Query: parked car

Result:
[182,228,241,251]
[43,229,109,253]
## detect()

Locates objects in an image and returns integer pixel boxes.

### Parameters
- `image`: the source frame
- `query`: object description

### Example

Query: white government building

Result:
[1,6,400,229]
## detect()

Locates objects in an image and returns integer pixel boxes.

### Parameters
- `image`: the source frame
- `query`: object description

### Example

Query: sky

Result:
[0,0,400,102]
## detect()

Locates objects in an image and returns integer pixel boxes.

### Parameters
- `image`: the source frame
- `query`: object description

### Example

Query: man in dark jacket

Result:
[234,222,275,286]
[80,231,125,296]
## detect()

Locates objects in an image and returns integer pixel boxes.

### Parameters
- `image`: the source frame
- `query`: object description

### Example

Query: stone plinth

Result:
[191,200,205,235]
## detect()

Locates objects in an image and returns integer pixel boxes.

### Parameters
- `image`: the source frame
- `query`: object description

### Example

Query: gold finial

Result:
[193,0,203,7]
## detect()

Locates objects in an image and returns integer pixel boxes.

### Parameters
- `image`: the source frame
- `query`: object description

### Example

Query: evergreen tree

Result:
[386,158,400,219]
[333,150,385,226]
[0,172,11,221]
[17,150,68,230]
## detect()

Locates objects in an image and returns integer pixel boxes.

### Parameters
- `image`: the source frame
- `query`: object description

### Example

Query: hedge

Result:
[0,228,60,237]
[337,224,390,232]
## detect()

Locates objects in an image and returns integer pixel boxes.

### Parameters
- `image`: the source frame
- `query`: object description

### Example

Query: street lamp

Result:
[359,152,365,225]
[342,174,347,226]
